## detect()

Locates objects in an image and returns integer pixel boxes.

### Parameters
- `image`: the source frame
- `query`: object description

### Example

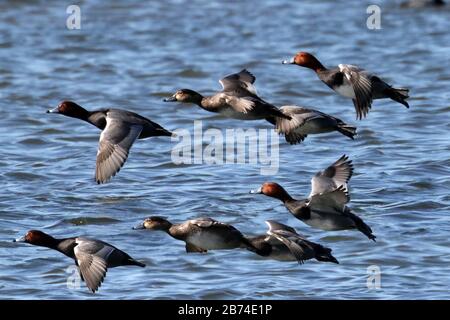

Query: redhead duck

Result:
[250,155,376,241]
[47,101,173,184]
[14,230,145,293]
[282,52,410,120]
[164,69,291,122]
[275,105,356,144]
[133,216,257,253]
[248,220,339,264]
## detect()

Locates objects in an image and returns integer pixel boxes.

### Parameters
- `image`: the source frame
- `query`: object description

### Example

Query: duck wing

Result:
[339,64,373,120]
[219,69,257,95]
[189,217,243,237]
[265,220,298,234]
[308,186,350,213]
[74,239,111,293]
[309,155,353,197]
[189,217,238,232]
[96,115,143,184]
[189,217,219,228]
[275,106,324,144]
[267,229,312,264]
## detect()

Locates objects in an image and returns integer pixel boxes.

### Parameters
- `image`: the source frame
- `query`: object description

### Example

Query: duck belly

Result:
[269,245,304,261]
[334,83,356,99]
[187,232,241,250]
[220,108,261,120]
[300,118,336,134]
[304,212,355,231]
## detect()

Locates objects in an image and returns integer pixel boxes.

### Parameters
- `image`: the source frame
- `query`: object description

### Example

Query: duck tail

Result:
[347,208,376,242]
[126,258,146,267]
[336,123,357,140]
[156,127,174,137]
[314,246,339,264]
[386,87,410,109]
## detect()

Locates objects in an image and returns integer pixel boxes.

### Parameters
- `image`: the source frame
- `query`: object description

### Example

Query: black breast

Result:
[294,205,311,220]
[248,236,272,257]
[319,69,344,88]
[87,110,108,130]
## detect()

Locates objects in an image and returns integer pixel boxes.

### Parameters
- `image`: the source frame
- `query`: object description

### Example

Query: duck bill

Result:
[132,223,145,230]
[46,106,60,113]
[249,187,263,194]
[281,57,295,64]
[13,235,26,242]
[163,96,177,102]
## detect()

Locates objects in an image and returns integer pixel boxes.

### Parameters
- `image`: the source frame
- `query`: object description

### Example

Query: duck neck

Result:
[169,223,189,241]
[35,235,62,250]
[195,95,216,112]
[308,57,327,73]
[67,106,91,122]
[276,188,294,204]
[192,93,210,110]
[314,63,326,73]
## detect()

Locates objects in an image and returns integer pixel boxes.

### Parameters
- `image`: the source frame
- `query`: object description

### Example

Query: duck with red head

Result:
[47,100,173,184]
[14,230,59,248]
[282,51,410,120]
[250,182,294,203]
[164,69,291,123]
[47,101,90,121]
[249,155,376,241]
[14,230,145,293]
[283,52,326,72]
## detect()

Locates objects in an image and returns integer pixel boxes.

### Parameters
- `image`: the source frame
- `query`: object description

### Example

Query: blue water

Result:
[0,0,449,299]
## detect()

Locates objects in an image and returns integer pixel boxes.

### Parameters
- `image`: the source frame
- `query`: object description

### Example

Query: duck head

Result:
[14,230,57,248]
[250,182,293,202]
[282,52,325,72]
[163,89,203,104]
[133,216,172,231]
[47,101,89,119]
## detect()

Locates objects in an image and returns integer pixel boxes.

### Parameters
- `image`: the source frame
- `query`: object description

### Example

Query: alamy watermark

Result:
[367,265,382,289]
[171,121,279,176]
[366,5,381,30]
[66,265,82,290]
[66,5,81,30]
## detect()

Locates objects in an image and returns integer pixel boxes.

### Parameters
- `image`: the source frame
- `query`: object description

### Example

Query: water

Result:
[0,0,449,300]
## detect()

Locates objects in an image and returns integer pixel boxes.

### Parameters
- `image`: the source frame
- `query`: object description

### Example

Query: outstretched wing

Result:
[308,186,350,213]
[95,116,143,184]
[267,229,311,264]
[339,64,373,120]
[275,106,324,145]
[74,244,108,293]
[310,155,353,197]
[219,69,257,95]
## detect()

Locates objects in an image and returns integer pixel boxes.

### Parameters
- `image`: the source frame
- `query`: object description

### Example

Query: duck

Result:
[47,101,173,184]
[13,230,145,293]
[248,220,339,264]
[163,69,291,123]
[250,155,376,241]
[275,105,356,144]
[133,216,257,253]
[282,52,409,120]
